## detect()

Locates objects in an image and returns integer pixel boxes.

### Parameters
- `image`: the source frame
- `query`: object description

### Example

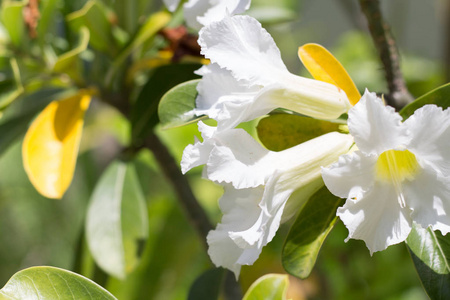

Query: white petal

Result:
[404,162,450,234]
[337,182,412,254]
[180,122,217,173]
[207,185,264,278]
[404,105,450,176]
[163,0,180,12]
[184,0,251,30]
[198,15,288,86]
[207,131,353,189]
[348,90,409,155]
[322,151,376,198]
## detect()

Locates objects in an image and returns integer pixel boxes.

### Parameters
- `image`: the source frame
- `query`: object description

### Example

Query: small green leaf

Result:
[187,268,225,300]
[282,185,344,279]
[86,160,148,279]
[243,274,289,300]
[257,113,342,151]
[131,63,200,143]
[406,224,450,299]
[158,79,206,129]
[0,266,117,299]
[67,0,116,54]
[400,83,450,120]
[1,1,26,48]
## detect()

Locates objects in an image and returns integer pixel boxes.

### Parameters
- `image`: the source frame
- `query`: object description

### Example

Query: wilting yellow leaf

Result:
[298,43,361,106]
[22,91,92,199]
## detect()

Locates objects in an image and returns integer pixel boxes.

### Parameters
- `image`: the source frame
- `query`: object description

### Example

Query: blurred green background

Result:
[0,0,447,299]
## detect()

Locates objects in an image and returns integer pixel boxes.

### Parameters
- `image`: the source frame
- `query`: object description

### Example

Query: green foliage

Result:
[283,185,344,279]
[0,266,117,300]
[257,113,342,151]
[131,63,200,144]
[0,1,26,48]
[407,224,450,299]
[86,160,148,279]
[242,274,289,300]
[187,268,225,300]
[400,83,450,120]
[158,79,206,129]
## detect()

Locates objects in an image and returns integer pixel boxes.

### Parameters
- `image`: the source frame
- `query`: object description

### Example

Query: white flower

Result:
[322,90,450,254]
[182,122,353,277]
[163,0,251,30]
[194,15,351,131]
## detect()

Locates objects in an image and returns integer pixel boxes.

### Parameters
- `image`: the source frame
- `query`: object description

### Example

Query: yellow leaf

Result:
[298,43,361,106]
[22,91,92,199]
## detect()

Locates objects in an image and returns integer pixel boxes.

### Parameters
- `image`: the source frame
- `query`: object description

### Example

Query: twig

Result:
[359,0,414,110]
[144,132,213,249]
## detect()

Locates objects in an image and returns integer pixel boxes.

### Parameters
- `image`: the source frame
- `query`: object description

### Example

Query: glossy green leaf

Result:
[1,1,26,47]
[131,63,200,143]
[406,224,450,299]
[158,79,206,129]
[53,27,90,84]
[257,113,342,151]
[0,266,117,299]
[0,88,74,157]
[188,268,225,300]
[86,160,148,279]
[243,274,289,300]
[282,185,344,279]
[400,83,450,120]
[67,0,115,54]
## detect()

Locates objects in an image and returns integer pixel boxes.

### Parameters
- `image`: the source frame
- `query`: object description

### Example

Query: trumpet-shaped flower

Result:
[322,90,450,254]
[193,15,351,130]
[182,122,353,276]
[164,0,251,30]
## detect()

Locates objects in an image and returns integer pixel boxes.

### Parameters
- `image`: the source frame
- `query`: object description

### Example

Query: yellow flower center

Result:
[375,149,419,207]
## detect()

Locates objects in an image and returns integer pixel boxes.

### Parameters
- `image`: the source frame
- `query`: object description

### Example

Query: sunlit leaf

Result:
[22,90,92,199]
[0,266,117,299]
[158,79,206,129]
[298,43,361,106]
[131,63,200,143]
[283,185,344,279]
[67,0,116,54]
[400,83,450,120]
[1,1,26,47]
[243,274,289,300]
[188,268,225,300]
[257,113,342,151]
[106,11,171,86]
[86,160,148,279]
[53,27,90,84]
[406,224,450,299]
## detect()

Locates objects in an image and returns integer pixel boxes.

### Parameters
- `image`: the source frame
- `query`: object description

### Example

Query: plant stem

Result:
[359,0,413,110]
[144,132,213,249]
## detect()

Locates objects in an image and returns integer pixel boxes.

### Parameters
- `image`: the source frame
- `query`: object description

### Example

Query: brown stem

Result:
[359,0,413,110]
[144,132,213,249]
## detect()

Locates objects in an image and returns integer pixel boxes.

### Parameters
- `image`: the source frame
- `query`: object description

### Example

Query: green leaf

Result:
[158,79,206,129]
[406,224,450,299]
[131,63,201,143]
[187,268,225,300]
[257,113,342,151]
[67,0,116,54]
[86,160,148,279]
[1,1,26,48]
[282,185,344,279]
[0,88,73,157]
[247,6,297,25]
[243,274,289,300]
[0,266,117,299]
[400,83,450,120]
[53,27,90,84]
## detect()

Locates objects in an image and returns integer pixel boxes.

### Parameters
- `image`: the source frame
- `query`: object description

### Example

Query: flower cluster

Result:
[180,6,353,277]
